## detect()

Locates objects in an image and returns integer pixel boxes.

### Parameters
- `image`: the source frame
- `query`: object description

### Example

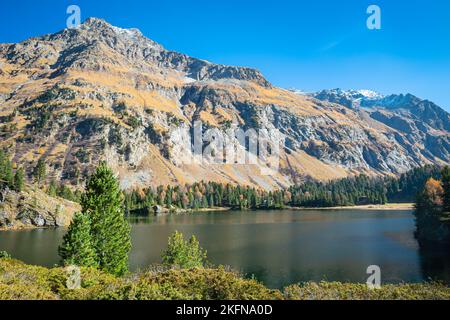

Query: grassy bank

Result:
[1,258,448,300]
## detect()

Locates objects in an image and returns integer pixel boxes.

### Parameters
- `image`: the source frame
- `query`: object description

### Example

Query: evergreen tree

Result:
[47,180,57,197]
[0,150,14,187]
[13,167,25,192]
[33,159,46,185]
[414,178,447,241]
[440,166,450,219]
[58,212,98,267]
[81,162,131,276]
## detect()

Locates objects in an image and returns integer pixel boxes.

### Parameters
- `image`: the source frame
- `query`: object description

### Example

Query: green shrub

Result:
[142,267,282,300]
[162,231,207,269]
[283,281,450,300]
[1,258,449,301]
[0,251,11,259]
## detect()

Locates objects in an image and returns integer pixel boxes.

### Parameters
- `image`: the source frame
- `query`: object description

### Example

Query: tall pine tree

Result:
[81,162,131,276]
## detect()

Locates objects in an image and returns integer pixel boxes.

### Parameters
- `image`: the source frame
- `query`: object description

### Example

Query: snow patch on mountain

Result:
[111,26,141,41]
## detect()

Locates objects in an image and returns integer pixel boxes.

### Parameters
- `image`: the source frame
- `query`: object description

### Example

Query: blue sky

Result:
[1,0,449,109]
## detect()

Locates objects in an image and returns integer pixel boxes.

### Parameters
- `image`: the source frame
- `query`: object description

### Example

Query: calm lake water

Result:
[1,209,449,289]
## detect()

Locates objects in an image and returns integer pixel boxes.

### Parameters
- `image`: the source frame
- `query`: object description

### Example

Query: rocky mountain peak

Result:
[315,88,383,101]
[0,17,271,87]
[78,17,160,48]
[81,17,113,29]
[73,18,271,87]
[1,19,449,190]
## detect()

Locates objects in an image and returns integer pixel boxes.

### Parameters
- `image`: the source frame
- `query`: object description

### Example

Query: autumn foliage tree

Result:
[415,169,450,242]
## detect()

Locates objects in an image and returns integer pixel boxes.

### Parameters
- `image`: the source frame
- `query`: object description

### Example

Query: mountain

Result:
[312,89,450,161]
[0,18,449,190]
[312,89,450,131]
[312,89,384,109]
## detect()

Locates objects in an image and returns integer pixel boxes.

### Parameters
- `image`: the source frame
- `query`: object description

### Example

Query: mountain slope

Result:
[0,18,449,190]
[312,89,450,162]
[0,184,79,230]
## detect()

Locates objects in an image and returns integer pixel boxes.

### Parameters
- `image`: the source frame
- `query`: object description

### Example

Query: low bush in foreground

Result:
[0,258,448,300]
[284,282,450,300]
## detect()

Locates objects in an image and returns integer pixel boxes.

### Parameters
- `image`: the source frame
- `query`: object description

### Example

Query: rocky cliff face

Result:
[0,185,79,230]
[0,18,449,190]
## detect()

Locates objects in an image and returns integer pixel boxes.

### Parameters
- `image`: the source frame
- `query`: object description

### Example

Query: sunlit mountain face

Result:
[1,18,449,191]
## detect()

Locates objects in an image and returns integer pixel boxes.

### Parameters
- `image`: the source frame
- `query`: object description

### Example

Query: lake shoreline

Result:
[182,203,415,214]
[1,204,415,231]
[288,203,415,211]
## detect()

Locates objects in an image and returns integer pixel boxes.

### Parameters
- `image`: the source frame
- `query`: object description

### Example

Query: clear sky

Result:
[1,0,449,109]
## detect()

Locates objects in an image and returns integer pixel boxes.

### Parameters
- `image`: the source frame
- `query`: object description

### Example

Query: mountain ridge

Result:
[0,18,449,190]
[312,88,450,132]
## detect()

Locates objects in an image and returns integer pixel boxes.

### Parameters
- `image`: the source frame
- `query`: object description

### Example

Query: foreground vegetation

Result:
[0,258,448,300]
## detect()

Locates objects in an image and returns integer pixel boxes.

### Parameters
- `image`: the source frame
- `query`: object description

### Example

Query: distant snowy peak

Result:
[111,25,142,40]
[312,89,427,110]
[310,88,383,109]
[312,89,450,132]
[316,88,383,101]
[355,89,384,99]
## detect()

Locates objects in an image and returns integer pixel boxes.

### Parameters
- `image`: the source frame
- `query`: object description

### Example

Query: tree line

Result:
[124,182,289,213]
[124,165,441,213]
[0,148,443,211]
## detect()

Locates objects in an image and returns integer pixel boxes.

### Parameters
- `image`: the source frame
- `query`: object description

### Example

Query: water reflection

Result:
[1,210,449,289]
[418,241,450,283]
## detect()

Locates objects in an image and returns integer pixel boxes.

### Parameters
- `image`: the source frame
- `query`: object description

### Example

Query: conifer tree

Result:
[81,162,131,276]
[13,167,25,192]
[59,212,98,268]
[33,159,46,185]
[47,180,58,197]
[0,150,14,187]
[441,166,450,218]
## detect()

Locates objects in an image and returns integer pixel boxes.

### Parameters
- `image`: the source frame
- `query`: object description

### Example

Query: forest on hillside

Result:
[0,149,441,213]
[123,165,441,213]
